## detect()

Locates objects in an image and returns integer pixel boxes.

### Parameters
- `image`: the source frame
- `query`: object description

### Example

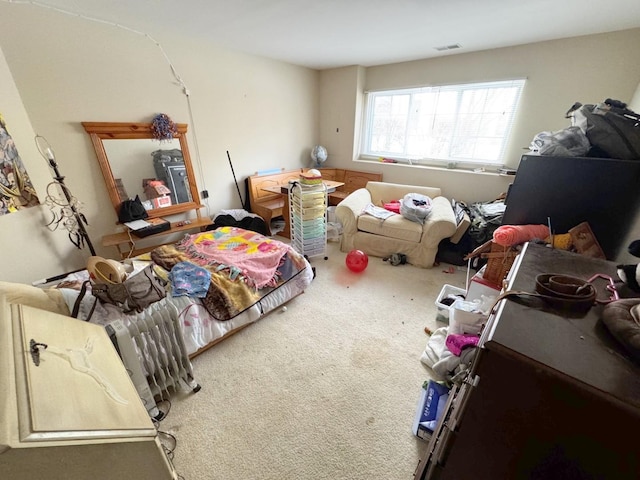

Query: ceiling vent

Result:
[434,44,462,51]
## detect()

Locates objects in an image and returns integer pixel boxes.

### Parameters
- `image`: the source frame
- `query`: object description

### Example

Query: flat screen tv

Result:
[502,154,640,260]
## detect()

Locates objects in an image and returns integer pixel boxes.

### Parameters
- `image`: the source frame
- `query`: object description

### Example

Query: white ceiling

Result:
[8,0,640,69]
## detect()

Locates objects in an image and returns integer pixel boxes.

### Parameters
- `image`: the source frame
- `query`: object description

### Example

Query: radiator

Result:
[105,297,200,420]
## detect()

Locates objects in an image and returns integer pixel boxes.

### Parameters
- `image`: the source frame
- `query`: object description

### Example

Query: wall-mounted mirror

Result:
[82,122,202,220]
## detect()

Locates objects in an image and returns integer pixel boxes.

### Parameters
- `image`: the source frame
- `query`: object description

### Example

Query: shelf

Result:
[102,217,212,258]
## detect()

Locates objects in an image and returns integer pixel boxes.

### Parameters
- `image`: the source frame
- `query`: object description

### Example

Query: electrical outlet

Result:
[201,190,209,199]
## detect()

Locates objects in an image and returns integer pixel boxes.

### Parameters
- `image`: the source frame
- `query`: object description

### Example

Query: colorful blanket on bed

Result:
[178,226,290,288]
[151,227,300,320]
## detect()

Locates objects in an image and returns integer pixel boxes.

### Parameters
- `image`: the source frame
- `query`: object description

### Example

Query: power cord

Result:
[5,0,211,220]
[151,398,185,479]
[156,398,172,418]
[125,227,137,259]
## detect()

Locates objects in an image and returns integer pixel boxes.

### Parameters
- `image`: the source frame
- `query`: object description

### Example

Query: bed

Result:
[0,226,315,418]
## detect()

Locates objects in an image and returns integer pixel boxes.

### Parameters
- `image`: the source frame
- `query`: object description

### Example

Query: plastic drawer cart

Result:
[289,182,328,258]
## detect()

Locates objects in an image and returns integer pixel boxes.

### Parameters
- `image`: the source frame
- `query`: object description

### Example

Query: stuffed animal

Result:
[617,263,640,292]
[618,240,640,292]
[383,252,407,266]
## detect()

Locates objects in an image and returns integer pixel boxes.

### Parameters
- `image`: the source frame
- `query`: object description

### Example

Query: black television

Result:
[502,154,640,260]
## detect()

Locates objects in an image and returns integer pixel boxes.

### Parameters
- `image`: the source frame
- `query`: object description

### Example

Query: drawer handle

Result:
[29,339,48,366]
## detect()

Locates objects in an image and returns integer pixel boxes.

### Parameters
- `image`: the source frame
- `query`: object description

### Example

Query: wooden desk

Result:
[260,179,344,196]
[102,217,212,259]
[261,180,344,238]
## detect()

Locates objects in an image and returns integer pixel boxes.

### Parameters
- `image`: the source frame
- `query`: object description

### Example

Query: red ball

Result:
[346,249,368,273]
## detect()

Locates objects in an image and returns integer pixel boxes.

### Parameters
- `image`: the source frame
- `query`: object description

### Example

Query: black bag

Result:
[467,199,505,246]
[567,99,640,160]
[72,265,166,317]
[118,195,149,223]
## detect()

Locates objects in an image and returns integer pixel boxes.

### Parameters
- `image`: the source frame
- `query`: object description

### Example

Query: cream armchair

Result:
[335,181,457,268]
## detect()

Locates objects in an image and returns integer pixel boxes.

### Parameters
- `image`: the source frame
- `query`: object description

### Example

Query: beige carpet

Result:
[162,240,467,480]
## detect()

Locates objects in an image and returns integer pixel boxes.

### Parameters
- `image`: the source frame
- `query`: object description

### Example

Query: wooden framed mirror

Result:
[82,122,202,220]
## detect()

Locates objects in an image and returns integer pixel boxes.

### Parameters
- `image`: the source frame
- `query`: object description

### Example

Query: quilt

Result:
[151,226,302,320]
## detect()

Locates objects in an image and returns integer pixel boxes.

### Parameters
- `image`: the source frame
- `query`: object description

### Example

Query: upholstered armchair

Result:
[335,181,457,268]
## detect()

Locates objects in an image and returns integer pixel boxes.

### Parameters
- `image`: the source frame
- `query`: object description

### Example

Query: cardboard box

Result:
[412,380,451,441]
[151,196,172,209]
[435,284,466,323]
[143,179,172,199]
[450,211,470,244]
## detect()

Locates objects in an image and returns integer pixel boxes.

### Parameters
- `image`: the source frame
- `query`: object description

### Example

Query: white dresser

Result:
[0,298,177,480]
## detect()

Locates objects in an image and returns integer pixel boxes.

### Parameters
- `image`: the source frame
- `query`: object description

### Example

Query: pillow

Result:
[0,281,70,316]
[601,298,640,362]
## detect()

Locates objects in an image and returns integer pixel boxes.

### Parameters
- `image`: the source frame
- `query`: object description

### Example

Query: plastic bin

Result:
[435,284,466,323]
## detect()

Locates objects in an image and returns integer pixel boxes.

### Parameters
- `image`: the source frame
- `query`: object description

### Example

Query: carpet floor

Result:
[161,240,467,480]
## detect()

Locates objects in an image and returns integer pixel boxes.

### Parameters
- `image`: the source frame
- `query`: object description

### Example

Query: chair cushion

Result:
[357,213,423,243]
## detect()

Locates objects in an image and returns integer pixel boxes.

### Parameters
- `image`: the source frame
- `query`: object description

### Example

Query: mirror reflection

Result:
[103,138,193,210]
[82,122,202,220]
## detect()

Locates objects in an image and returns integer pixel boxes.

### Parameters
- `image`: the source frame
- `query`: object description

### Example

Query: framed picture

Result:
[0,113,40,215]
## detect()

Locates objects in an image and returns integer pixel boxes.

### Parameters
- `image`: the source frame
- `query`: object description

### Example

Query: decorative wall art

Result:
[0,113,40,215]
[151,113,178,141]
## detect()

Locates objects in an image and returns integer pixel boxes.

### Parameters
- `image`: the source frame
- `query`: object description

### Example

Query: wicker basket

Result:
[483,242,519,286]
[464,241,520,287]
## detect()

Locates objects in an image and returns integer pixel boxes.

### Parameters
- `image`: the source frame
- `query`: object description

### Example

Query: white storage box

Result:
[435,284,466,323]
[467,266,501,302]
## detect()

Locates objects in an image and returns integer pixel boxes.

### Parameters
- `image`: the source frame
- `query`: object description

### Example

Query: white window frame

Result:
[360,79,526,169]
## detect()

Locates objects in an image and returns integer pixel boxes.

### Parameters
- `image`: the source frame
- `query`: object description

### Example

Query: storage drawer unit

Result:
[289,183,328,258]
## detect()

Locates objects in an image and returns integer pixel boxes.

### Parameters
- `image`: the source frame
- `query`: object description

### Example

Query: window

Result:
[361,79,525,168]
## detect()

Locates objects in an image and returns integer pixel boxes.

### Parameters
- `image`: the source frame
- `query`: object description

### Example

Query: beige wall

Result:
[319,28,640,204]
[1,3,640,282]
[0,48,79,283]
[0,3,319,283]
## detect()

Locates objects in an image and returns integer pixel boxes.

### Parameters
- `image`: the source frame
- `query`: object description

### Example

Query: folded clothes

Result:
[493,224,550,247]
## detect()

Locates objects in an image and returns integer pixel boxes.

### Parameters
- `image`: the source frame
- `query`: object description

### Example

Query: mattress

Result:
[3,230,314,417]
[56,228,315,356]
[167,260,313,355]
